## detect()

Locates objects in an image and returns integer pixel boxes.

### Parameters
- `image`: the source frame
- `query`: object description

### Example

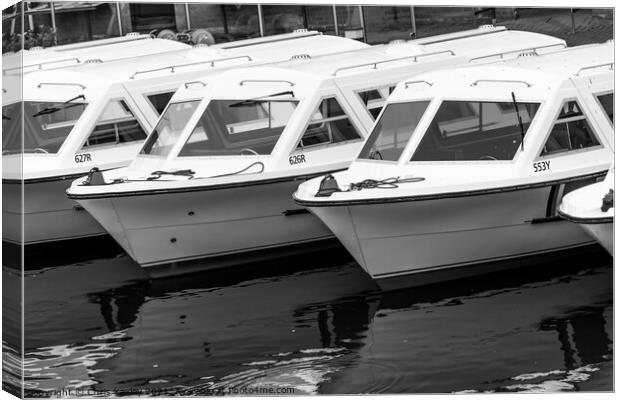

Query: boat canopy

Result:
[130,27,567,174]
[293,41,614,204]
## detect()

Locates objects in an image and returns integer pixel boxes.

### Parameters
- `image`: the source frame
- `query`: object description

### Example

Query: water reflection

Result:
[14,247,613,395]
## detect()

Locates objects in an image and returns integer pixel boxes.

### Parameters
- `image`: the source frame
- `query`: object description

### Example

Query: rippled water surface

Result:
[3,243,613,396]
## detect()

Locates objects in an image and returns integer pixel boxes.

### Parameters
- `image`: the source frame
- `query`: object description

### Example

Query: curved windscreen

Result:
[179,99,298,157]
[358,101,430,161]
[141,100,201,157]
[411,101,540,161]
[2,100,87,154]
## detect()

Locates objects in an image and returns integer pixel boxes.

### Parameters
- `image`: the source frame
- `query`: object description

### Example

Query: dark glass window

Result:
[412,101,540,161]
[147,92,175,116]
[2,100,87,154]
[596,93,614,124]
[262,5,305,36]
[83,100,147,148]
[540,101,600,156]
[359,101,429,161]
[179,99,298,157]
[297,98,361,148]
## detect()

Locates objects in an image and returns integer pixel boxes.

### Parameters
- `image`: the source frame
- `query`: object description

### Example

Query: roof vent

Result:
[478,24,495,29]
[29,46,44,52]
[389,39,407,45]
[84,58,103,64]
[125,32,141,37]
[290,54,311,60]
[607,39,614,43]
[193,43,210,48]
[293,28,309,33]
[517,50,538,58]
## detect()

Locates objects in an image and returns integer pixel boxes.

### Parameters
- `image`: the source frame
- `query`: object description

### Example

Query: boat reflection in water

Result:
[11,244,611,396]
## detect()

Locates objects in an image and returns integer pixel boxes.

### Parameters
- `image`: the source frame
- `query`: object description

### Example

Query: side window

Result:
[540,100,600,157]
[357,85,395,120]
[147,92,175,115]
[296,97,362,149]
[596,93,614,125]
[82,99,148,149]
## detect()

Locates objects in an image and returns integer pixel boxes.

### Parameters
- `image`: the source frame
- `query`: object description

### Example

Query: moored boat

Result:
[559,166,614,255]
[294,42,614,290]
[66,27,569,275]
[3,31,368,245]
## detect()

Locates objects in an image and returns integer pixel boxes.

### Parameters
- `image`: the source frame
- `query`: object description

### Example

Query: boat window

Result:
[540,100,600,156]
[296,97,361,149]
[2,100,87,155]
[596,93,613,125]
[411,101,540,161]
[359,101,430,161]
[83,100,148,149]
[147,91,175,116]
[357,85,396,120]
[141,100,201,157]
[179,99,298,157]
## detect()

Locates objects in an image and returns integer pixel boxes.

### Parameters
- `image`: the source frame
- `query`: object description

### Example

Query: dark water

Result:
[3,243,614,396]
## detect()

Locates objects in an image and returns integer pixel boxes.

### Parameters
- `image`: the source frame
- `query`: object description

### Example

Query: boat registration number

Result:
[533,160,550,173]
[75,153,92,163]
[289,154,306,165]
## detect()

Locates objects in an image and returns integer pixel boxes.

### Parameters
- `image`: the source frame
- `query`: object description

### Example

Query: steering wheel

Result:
[479,155,497,161]
[33,148,49,154]
[240,148,259,156]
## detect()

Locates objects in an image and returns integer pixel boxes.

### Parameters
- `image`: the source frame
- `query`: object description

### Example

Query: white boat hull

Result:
[76,178,334,269]
[307,185,595,291]
[2,178,107,245]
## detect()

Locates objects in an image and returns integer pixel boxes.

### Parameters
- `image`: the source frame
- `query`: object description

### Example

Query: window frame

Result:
[535,97,604,161]
[291,95,365,154]
[80,98,148,151]
[405,97,543,165]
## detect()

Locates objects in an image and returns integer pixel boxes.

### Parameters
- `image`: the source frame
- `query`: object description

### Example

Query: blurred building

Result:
[2,2,614,53]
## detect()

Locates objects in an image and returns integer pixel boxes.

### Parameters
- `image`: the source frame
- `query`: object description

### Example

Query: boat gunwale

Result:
[557,209,614,225]
[66,168,346,200]
[293,171,608,207]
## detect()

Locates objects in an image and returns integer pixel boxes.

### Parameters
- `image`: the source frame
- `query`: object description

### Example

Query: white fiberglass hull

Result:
[2,178,106,245]
[75,177,334,270]
[306,184,595,291]
[558,179,614,256]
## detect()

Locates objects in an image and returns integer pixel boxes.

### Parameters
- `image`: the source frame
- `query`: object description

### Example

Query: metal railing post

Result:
[257,4,265,37]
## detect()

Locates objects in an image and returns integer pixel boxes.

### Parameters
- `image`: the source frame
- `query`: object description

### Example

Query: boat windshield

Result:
[141,100,201,157]
[178,99,298,157]
[411,100,540,161]
[2,100,87,155]
[358,101,430,161]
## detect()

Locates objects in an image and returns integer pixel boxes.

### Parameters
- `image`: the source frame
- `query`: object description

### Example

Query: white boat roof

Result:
[5,33,368,104]
[387,41,614,103]
[1,29,325,76]
[171,28,566,103]
[2,35,190,75]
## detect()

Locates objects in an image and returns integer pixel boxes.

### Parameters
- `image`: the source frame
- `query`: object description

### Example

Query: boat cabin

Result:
[295,41,614,204]
[2,31,368,181]
[121,26,567,183]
